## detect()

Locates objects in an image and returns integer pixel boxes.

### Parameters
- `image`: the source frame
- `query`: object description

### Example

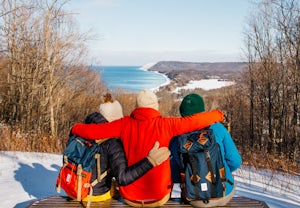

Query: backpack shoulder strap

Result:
[90,153,111,187]
[90,170,109,186]
[188,152,200,199]
[86,152,110,208]
[77,164,83,201]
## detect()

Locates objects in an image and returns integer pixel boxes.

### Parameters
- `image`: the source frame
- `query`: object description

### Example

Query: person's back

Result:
[118,108,177,201]
[72,89,224,206]
[170,93,242,207]
[82,94,170,203]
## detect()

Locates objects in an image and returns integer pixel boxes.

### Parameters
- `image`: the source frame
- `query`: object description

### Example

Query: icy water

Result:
[93,66,169,92]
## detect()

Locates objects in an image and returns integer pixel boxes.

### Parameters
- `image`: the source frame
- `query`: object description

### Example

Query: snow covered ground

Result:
[172,79,236,93]
[0,151,299,208]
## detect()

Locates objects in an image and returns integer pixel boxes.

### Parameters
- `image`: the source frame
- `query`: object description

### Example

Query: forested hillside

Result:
[150,61,246,72]
[149,61,246,88]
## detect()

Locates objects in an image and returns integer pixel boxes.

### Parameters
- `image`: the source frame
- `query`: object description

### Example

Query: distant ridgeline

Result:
[148,61,247,73]
[148,61,247,83]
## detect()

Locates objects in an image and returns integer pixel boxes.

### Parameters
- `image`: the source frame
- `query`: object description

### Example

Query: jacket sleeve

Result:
[71,118,124,140]
[212,123,242,172]
[221,126,242,172]
[108,139,153,186]
[170,110,224,137]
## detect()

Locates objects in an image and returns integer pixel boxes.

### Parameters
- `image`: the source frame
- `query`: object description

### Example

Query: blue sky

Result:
[66,0,253,66]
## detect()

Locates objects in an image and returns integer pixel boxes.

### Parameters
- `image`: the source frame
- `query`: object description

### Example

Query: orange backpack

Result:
[56,136,108,207]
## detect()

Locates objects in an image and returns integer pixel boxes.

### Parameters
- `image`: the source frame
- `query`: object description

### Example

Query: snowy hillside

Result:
[0,151,299,208]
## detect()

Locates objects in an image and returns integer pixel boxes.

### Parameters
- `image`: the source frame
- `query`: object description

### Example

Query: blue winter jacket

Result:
[209,122,242,195]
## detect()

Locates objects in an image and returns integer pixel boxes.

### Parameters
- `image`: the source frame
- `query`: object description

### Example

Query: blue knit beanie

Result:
[179,93,205,117]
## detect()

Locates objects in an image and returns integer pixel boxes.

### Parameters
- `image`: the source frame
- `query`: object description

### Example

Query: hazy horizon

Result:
[66,0,253,66]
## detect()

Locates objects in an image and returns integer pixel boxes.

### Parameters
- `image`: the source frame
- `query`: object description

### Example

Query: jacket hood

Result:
[130,107,161,121]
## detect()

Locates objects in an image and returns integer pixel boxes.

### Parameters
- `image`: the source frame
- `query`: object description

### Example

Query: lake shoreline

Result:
[98,63,240,93]
[96,66,168,93]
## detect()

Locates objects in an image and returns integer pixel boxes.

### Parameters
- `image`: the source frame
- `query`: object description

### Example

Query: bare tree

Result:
[0,0,107,151]
[242,0,299,161]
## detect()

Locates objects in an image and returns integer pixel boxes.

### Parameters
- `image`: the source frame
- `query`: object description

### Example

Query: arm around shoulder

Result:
[170,110,224,137]
[191,110,224,129]
[71,120,122,140]
[108,139,153,186]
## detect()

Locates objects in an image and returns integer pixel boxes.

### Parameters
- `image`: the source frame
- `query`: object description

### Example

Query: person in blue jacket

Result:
[170,93,242,207]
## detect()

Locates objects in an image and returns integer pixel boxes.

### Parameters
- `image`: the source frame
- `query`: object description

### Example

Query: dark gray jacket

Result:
[91,138,153,195]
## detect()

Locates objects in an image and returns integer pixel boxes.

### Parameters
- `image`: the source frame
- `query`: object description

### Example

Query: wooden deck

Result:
[27,196,270,208]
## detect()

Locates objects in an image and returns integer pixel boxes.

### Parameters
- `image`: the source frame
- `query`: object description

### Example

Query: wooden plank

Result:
[27,196,270,208]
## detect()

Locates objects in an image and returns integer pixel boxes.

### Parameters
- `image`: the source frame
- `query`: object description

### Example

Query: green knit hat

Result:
[179,93,205,117]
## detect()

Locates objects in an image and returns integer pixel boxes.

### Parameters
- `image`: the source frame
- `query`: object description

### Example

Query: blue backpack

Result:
[56,135,108,204]
[179,128,232,203]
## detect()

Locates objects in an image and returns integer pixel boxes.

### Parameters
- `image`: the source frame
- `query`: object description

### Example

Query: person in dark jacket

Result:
[82,93,170,202]
[170,93,242,207]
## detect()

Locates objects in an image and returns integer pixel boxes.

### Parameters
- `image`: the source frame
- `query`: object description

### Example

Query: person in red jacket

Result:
[71,89,224,207]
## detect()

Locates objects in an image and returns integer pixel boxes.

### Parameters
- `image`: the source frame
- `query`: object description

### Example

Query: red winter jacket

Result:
[72,108,224,201]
